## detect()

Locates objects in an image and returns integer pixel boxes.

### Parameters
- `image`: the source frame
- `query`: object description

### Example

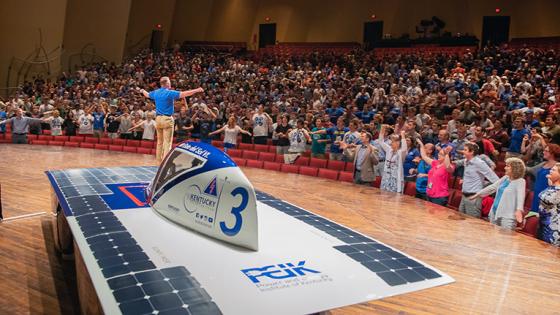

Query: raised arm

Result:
[179,87,204,99]
[416,139,434,165]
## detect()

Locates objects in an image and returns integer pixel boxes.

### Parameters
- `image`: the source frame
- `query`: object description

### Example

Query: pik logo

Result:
[203,176,218,196]
[241,261,320,283]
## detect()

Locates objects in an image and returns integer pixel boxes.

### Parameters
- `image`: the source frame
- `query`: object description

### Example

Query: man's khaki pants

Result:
[156,115,174,164]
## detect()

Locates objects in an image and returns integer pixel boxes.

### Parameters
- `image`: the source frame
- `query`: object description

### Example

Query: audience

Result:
[2,43,560,246]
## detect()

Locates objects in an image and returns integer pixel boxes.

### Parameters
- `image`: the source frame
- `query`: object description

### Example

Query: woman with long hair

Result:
[527,144,560,213]
[378,124,407,193]
[417,139,454,206]
[209,115,252,151]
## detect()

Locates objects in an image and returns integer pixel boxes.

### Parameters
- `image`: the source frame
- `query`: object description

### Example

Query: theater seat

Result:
[238,143,253,151]
[447,190,462,210]
[280,164,299,174]
[242,151,259,160]
[227,149,242,158]
[327,160,345,171]
[48,140,64,146]
[80,142,95,149]
[95,144,109,150]
[140,141,153,148]
[246,160,264,169]
[137,147,151,154]
[338,172,354,183]
[404,182,416,196]
[109,145,123,152]
[85,137,99,144]
[112,139,126,146]
[38,135,53,141]
[318,169,339,181]
[372,176,381,188]
[126,140,140,147]
[68,136,84,143]
[254,144,269,152]
[263,162,282,172]
[309,158,327,168]
[31,140,48,145]
[524,191,534,212]
[99,138,112,145]
[299,166,319,177]
[519,216,539,238]
[293,156,310,166]
[64,142,79,147]
[258,152,276,162]
[232,158,247,166]
[123,146,138,153]
[345,162,354,172]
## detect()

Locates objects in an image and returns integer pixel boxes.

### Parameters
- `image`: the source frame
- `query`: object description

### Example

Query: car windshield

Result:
[153,149,205,193]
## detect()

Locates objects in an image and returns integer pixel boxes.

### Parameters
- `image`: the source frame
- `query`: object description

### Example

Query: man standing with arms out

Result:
[138,77,204,163]
[0,108,44,144]
[455,142,500,218]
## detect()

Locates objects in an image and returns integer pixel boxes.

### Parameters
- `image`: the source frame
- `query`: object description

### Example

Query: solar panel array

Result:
[255,191,443,286]
[48,167,222,315]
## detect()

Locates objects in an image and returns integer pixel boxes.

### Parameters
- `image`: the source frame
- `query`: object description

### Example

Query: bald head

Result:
[160,76,171,88]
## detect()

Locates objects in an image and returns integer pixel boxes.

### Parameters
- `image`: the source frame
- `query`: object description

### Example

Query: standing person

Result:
[285,120,311,164]
[42,110,65,136]
[92,104,106,138]
[378,125,408,193]
[275,115,291,155]
[192,107,216,144]
[506,117,530,159]
[209,116,252,151]
[0,108,43,143]
[454,143,500,218]
[340,131,378,185]
[175,108,193,142]
[77,109,94,136]
[527,144,560,213]
[104,105,120,139]
[417,140,454,206]
[326,118,349,161]
[469,158,526,229]
[130,113,144,140]
[137,76,204,163]
[62,112,78,137]
[117,111,133,139]
[538,163,560,246]
[415,143,434,200]
[128,113,156,141]
[252,105,272,145]
[309,118,328,159]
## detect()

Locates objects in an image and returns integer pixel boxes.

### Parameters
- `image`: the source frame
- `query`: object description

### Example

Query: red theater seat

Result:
[48,140,64,146]
[327,160,345,171]
[238,143,253,151]
[299,166,319,177]
[109,145,123,152]
[52,136,69,142]
[242,151,259,160]
[345,162,355,172]
[95,144,109,150]
[258,152,276,162]
[140,141,154,149]
[27,134,37,141]
[64,142,79,147]
[254,144,269,152]
[263,162,282,172]
[112,139,126,146]
[372,176,381,188]
[32,140,48,145]
[38,135,53,141]
[268,146,277,153]
[123,146,138,153]
[447,190,462,210]
[99,138,112,145]
[137,147,151,154]
[293,156,310,166]
[126,140,140,147]
[151,149,156,155]
[338,172,354,183]
[85,137,99,144]
[318,169,339,180]
[246,160,264,169]
[404,182,416,196]
[80,142,95,149]
[232,158,247,166]
[227,149,242,158]
[524,191,534,212]
[280,164,299,174]
[309,158,328,169]
[68,136,84,143]
[275,154,284,163]
[211,140,224,148]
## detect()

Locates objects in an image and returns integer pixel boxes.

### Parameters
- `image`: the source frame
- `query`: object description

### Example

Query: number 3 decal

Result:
[220,187,248,236]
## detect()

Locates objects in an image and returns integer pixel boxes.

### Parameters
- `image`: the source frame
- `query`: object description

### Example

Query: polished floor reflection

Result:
[0,144,559,314]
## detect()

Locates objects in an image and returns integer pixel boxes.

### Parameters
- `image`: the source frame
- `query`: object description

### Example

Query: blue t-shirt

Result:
[149,88,181,116]
[356,110,376,123]
[327,127,349,153]
[404,148,420,177]
[509,128,529,153]
[416,160,431,193]
[92,112,105,130]
[0,111,6,132]
[326,107,344,124]
[532,166,552,211]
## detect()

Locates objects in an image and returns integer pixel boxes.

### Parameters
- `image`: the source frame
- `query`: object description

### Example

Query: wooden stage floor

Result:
[0,144,559,314]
